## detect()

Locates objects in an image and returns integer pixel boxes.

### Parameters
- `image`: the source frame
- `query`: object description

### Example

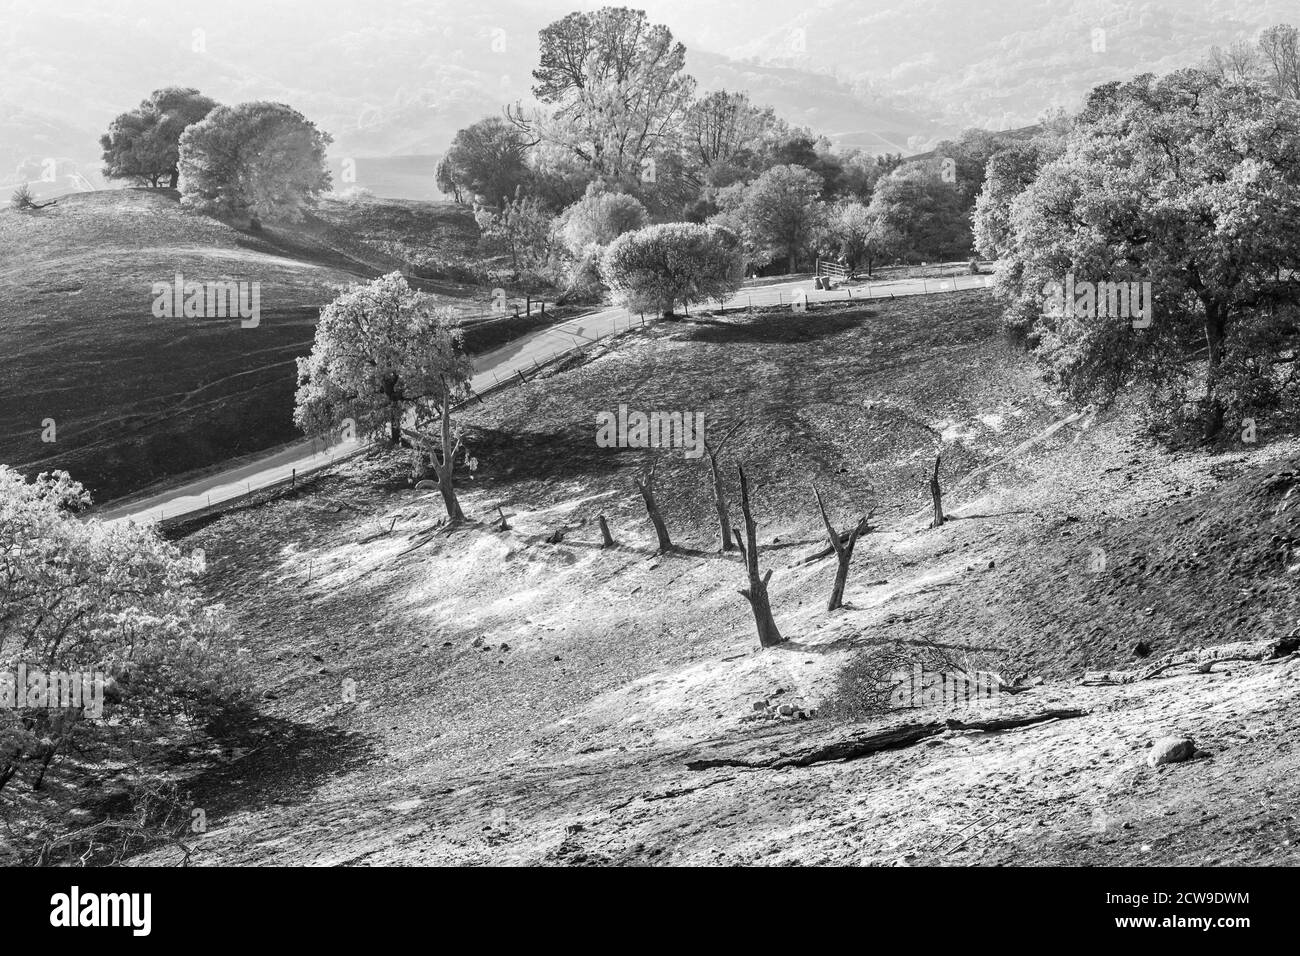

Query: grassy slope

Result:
[0,190,492,502]
[14,288,1292,866]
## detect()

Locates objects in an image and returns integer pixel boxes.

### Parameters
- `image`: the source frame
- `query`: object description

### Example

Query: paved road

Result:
[95,271,993,525]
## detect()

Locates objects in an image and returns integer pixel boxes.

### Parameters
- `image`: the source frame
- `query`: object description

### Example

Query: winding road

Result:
[95,271,993,526]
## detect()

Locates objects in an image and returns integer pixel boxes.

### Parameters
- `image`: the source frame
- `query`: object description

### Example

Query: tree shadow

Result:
[159,712,378,823]
[678,310,869,345]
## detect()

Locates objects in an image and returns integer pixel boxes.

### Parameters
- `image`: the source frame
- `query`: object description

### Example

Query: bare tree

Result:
[702,420,743,551]
[633,459,672,552]
[1207,40,1260,81]
[733,465,783,647]
[928,453,946,528]
[1259,24,1300,100]
[812,485,871,611]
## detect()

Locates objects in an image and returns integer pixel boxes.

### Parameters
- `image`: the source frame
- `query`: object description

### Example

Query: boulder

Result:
[1147,736,1196,767]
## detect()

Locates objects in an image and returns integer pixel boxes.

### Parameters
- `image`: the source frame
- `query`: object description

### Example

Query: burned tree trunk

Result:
[703,421,743,552]
[633,460,672,552]
[733,464,784,647]
[813,485,869,611]
[929,454,945,528]
[597,514,616,548]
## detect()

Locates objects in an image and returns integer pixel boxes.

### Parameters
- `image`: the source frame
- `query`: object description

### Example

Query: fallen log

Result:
[686,708,1086,770]
[1081,636,1300,686]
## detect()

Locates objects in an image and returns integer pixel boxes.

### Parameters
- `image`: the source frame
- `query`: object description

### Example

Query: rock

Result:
[414,479,437,490]
[1147,736,1196,768]
[778,704,796,716]
[752,701,767,712]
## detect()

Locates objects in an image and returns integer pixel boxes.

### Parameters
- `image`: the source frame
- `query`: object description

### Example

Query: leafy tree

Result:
[474,187,554,276]
[765,133,849,198]
[435,155,462,203]
[713,164,827,272]
[834,149,888,203]
[0,467,244,796]
[528,7,696,182]
[866,162,972,263]
[973,139,1060,260]
[441,116,530,208]
[100,87,217,189]
[825,200,892,276]
[996,70,1300,439]
[293,273,473,519]
[554,184,650,297]
[557,184,649,253]
[178,102,332,228]
[601,223,744,318]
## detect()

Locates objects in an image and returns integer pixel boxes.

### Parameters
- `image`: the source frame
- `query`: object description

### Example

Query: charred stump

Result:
[929,454,945,528]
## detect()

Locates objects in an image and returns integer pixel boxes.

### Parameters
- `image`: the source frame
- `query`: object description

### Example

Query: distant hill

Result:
[1,0,954,201]
[708,0,1299,131]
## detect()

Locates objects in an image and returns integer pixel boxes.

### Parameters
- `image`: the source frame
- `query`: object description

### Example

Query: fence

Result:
[816,258,850,281]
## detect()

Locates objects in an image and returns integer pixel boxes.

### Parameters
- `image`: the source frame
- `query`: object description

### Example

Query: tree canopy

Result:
[100,87,217,189]
[178,101,332,228]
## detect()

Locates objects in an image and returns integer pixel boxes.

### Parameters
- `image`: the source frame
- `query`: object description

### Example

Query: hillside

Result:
[0,189,500,502]
[9,289,1296,866]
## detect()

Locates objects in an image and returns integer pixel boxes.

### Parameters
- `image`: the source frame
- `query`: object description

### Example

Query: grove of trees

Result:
[979,67,1300,440]
[439,6,977,292]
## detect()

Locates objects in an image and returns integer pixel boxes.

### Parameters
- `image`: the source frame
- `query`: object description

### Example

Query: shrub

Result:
[600,222,744,318]
[0,467,247,797]
[820,644,947,720]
